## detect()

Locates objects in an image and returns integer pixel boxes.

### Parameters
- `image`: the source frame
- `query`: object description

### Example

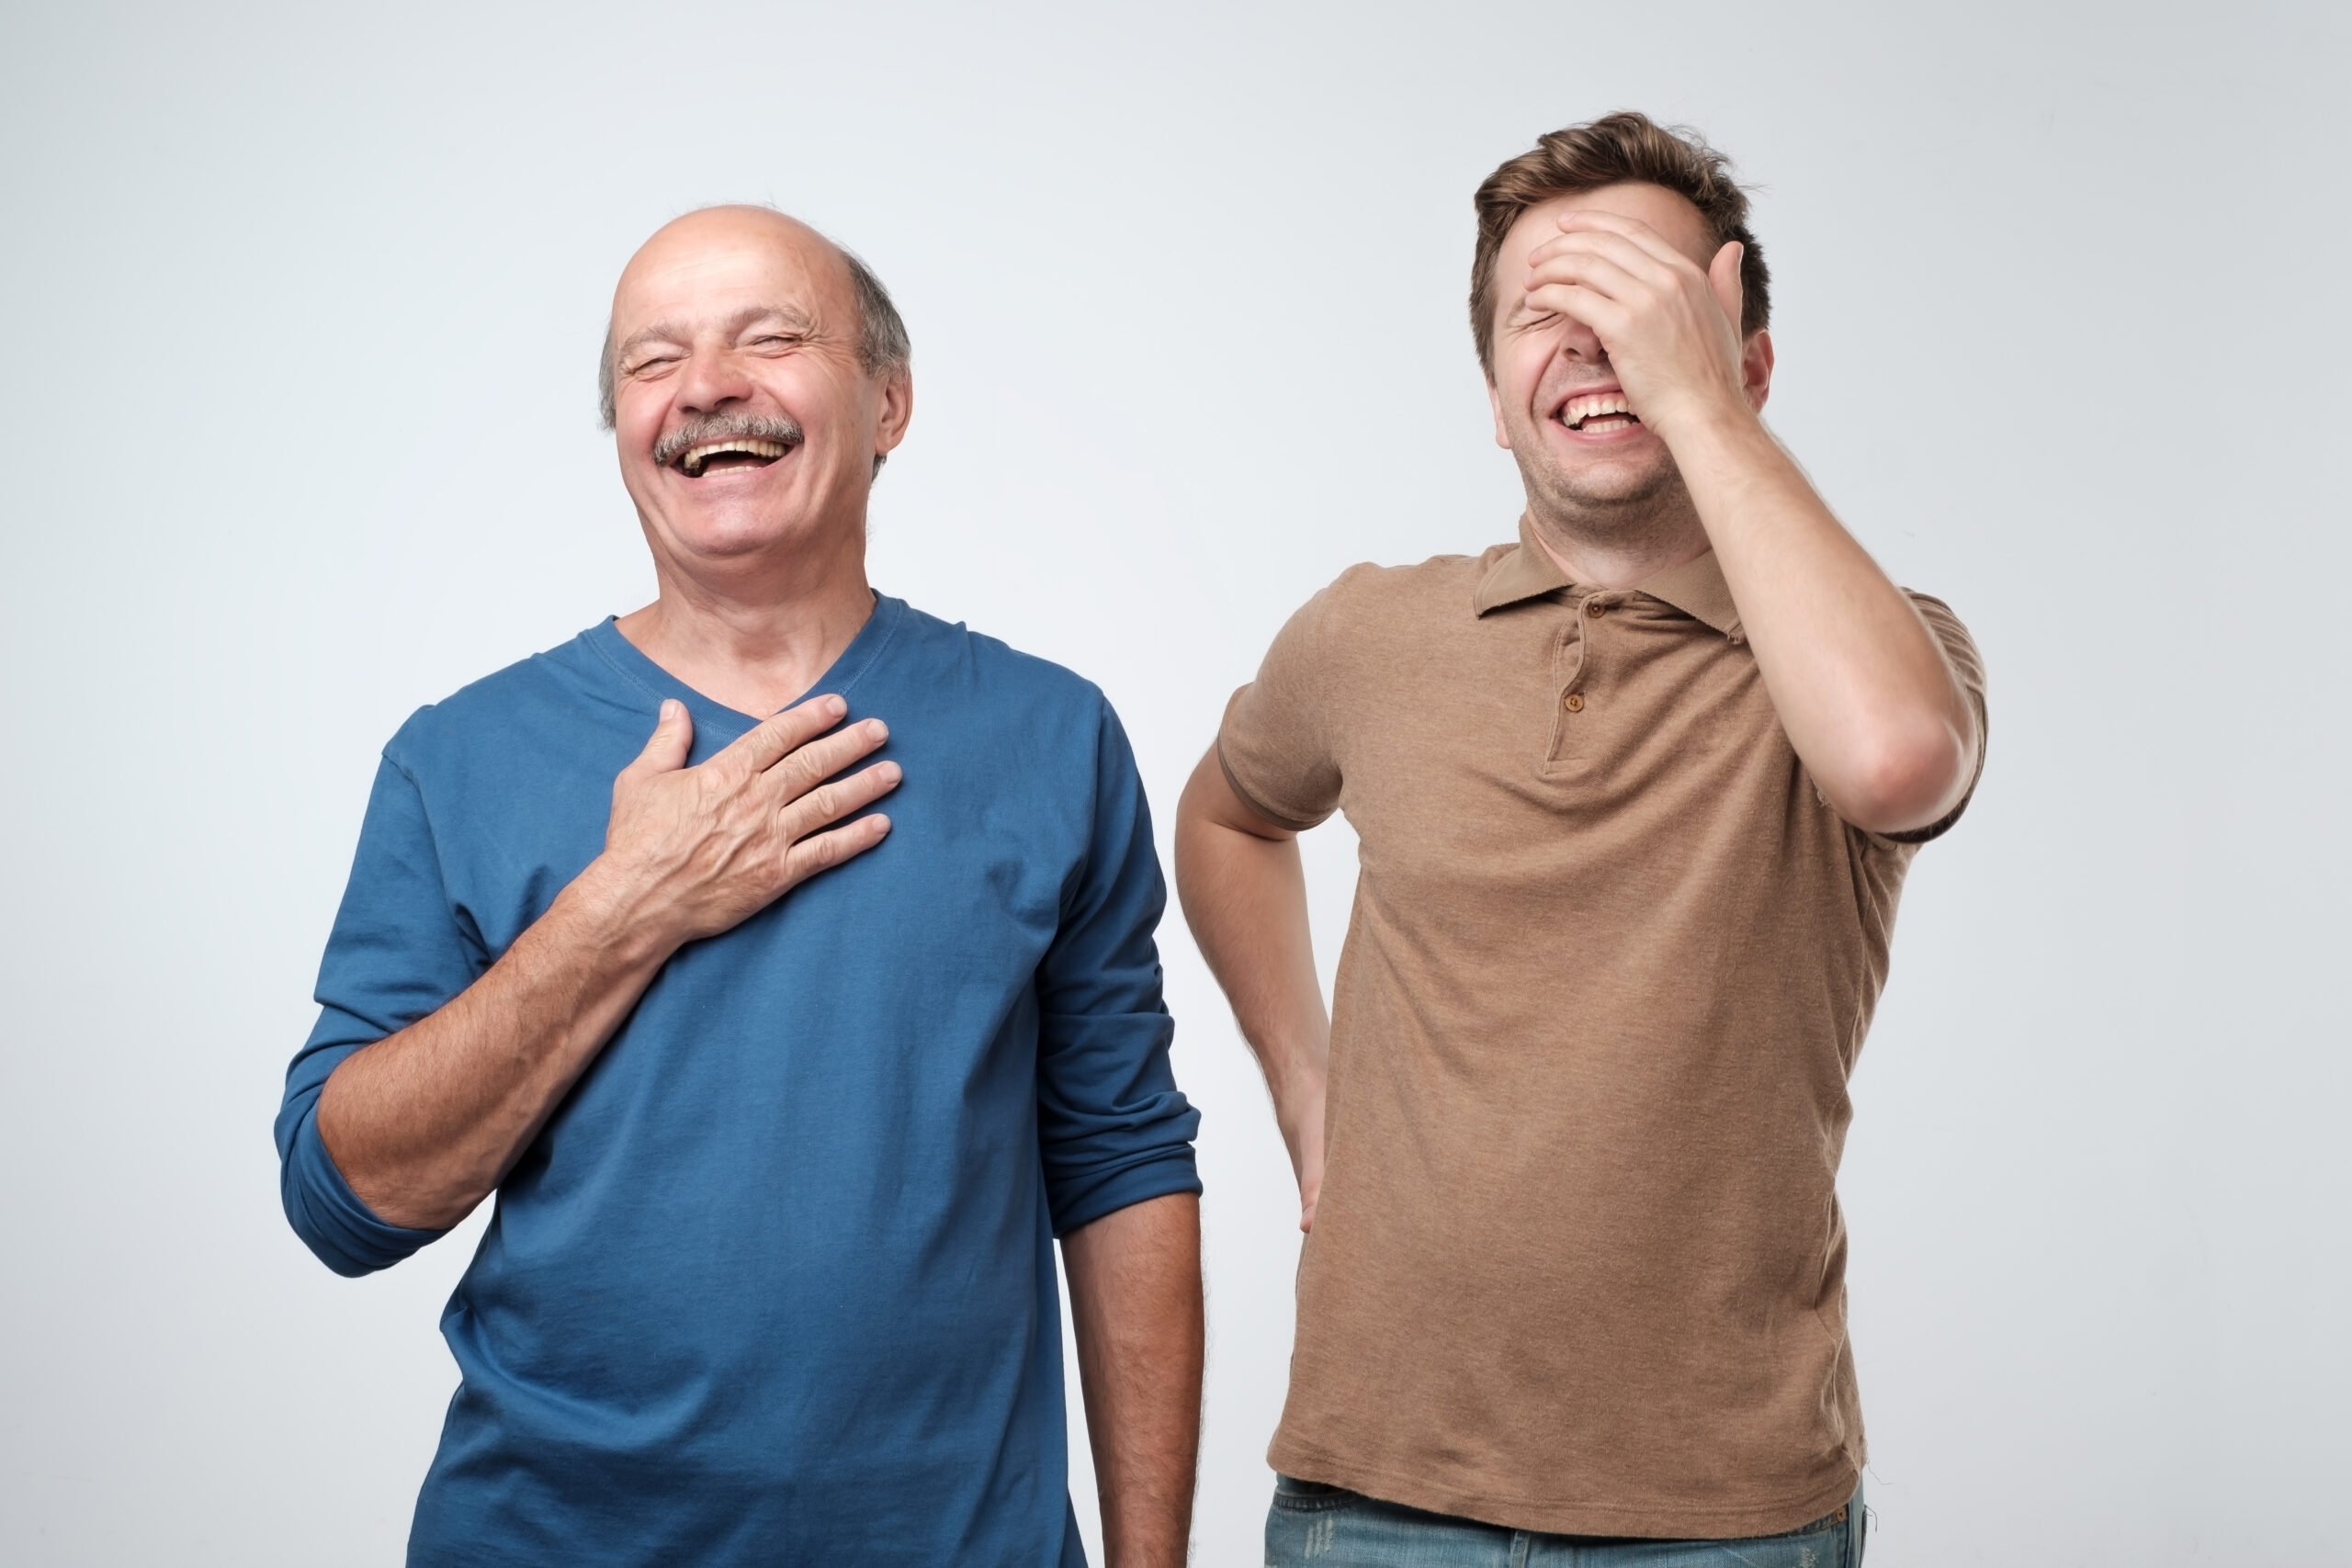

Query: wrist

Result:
[1267,1046,1324,1100]
[1646,380,1758,446]
[1275,1087,1326,1168]
[1651,388,1763,450]
[564,855,684,969]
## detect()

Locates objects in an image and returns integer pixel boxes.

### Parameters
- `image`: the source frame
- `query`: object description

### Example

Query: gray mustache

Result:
[652,412,807,468]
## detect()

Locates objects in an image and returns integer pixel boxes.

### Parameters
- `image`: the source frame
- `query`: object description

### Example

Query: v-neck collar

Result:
[583,593,908,739]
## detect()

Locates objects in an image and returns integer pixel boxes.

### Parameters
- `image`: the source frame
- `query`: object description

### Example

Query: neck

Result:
[1521,492,1711,592]
[616,519,876,717]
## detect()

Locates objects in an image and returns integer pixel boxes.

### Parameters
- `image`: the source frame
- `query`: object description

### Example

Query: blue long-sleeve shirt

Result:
[275,596,1202,1566]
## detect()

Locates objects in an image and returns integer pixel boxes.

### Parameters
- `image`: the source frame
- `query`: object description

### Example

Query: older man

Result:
[276,206,1203,1566]
[1180,113,1986,1564]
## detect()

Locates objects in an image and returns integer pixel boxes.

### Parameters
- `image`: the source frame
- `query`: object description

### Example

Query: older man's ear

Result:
[870,369,913,478]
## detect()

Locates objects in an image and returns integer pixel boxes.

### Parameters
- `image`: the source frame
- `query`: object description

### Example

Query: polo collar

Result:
[1471,513,1744,639]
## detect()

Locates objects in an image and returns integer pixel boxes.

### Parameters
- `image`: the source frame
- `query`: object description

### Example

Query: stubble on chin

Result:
[1511,431,1696,554]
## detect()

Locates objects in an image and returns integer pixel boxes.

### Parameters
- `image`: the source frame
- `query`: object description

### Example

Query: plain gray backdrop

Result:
[4,2,2346,1562]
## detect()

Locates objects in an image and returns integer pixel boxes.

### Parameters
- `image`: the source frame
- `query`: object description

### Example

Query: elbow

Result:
[275,1098,447,1278]
[278,1163,399,1279]
[1828,718,1974,837]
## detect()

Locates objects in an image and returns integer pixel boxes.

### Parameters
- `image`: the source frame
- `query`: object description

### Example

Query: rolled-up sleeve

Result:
[274,750,470,1276]
[1035,699,1203,1237]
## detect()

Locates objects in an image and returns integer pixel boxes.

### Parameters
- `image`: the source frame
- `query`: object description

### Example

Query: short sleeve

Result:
[1872,591,1989,847]
[273,749,481,1275]
[1216,574,1358,831]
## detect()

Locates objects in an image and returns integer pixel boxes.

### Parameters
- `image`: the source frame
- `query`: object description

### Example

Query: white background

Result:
[4,3,2346,1563]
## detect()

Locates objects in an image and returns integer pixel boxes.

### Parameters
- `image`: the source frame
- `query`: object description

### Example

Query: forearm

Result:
[1063,1192,1203,1568]
[316,861,678,1229]
[1671,407,1979,830]
[1173,763,1329,1161]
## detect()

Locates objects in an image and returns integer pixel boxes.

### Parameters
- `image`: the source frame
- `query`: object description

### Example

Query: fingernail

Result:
[660,699,680,720]
[878,762,902,784]
[824,694,846,716]
[868,719,888,740]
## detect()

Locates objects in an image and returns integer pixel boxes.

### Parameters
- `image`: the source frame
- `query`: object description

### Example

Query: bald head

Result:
[597,204,909,429]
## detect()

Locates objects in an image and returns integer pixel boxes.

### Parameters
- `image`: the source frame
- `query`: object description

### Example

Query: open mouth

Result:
[673,437,795,478]
[1554,391,1642,434]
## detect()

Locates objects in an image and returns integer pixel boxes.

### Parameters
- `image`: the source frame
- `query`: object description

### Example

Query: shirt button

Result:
[1562,691,1585,713]
[1588,599,1610,617]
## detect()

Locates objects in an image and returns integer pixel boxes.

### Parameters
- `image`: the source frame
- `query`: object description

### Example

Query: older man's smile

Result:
[652,412,807,479]
[676,436,793,477]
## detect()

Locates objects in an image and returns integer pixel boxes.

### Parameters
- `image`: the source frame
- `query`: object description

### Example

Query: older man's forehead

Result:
[620,209,843,296]
[616,211,855,338]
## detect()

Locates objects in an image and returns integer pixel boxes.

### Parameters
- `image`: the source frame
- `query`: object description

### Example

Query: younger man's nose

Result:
[1555,318,1608,367]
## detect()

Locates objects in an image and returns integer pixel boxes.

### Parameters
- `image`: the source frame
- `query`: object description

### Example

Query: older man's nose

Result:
[677,349,757,412]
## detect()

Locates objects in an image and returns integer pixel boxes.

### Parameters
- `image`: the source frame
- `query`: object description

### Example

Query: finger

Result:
[1526,281,1630,337]
[765,717,892,804]
[781,811,893,886]
[1709,241,1745,331]
[1527,228,1686,289]
[723,694,848,774]
[1524,246,1650,308]
[1553,208,1690,270]
[621,698,693,776]
[781,758,903,839]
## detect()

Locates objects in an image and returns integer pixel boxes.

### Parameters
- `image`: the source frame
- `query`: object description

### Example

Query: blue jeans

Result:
[1265,1475,1865,1567]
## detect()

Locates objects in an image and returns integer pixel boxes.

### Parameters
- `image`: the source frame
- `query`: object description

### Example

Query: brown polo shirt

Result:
[1218,514,1986,1539]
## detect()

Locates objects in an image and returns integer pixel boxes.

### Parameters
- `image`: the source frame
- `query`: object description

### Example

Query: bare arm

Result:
[1172,747,1329,1231]
[1526,210,1981,835]
[317,694,899,1230]
[1664,410,1978,835]
[1062,1191,1203,1568]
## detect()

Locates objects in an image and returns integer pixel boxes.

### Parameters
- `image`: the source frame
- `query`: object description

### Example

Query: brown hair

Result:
[1469,111,1770,378]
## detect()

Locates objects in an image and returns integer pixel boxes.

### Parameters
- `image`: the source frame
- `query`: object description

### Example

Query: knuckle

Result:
[781,749,822,793]
[752,715,793,756]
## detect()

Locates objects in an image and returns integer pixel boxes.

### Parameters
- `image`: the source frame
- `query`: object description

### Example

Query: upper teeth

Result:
[1560,394,1634,425]
[683,438,788,469]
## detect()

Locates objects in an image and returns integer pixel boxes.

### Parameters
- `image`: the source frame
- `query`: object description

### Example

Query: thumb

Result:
[628,698,692,774]
[1709,241,1745,333]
